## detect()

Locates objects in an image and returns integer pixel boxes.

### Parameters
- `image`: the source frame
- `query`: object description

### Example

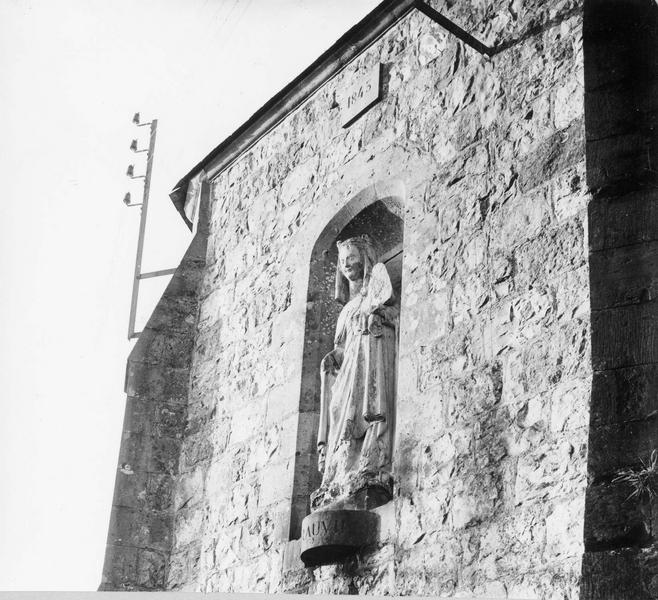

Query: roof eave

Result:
[169,0,492,220]
[169,0,418,218]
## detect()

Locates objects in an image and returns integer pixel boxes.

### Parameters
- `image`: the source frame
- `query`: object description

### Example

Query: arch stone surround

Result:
[289,180,406,538]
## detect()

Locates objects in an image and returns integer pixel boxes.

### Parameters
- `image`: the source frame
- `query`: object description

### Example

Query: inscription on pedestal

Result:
[300,509,379,567]
[303,512,349,540]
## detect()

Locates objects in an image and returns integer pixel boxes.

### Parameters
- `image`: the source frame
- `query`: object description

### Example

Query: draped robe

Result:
[314,291,398,508]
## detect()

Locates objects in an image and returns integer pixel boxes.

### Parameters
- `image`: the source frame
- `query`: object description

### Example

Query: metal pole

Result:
[139,267,177,280]
[127,119,157,339]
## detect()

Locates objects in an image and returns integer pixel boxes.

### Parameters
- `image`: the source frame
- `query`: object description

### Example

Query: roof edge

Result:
[169,0,418,215]
[169,0,491,217]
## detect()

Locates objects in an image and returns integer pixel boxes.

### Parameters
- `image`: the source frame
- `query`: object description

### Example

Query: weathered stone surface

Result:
[517,118,585,193]
[589,190,658,252]
[100,221,207,591]
[590,241,658,309]
[104,1,597,596]
[584,481,656,550]
[587,419,658,479]
[300,509,379,567]
[587,132,652,192]
[181,6,587,588]
[581,546,658,600]
[591,301,658,371]
[590,365,658,427]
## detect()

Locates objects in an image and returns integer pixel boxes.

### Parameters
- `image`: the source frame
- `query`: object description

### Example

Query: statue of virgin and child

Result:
[311,234,399,511]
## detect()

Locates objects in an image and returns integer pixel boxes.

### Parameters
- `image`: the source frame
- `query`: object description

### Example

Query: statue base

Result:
[310,476,393,512]
[300,509,380,567]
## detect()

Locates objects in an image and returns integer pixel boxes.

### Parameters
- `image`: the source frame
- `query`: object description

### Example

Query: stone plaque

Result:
[341,65,381,128]
[300,509,379,567]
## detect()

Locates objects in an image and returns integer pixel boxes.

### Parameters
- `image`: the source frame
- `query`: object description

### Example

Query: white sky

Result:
[0,0,379,590]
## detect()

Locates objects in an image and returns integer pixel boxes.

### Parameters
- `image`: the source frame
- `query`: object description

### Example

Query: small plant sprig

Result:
[613,449,658,501]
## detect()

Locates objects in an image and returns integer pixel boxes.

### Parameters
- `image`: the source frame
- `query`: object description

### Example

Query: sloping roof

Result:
[169,0,491,227]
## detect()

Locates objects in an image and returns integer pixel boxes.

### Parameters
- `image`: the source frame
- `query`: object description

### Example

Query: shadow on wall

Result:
[581,0,658,598]
[100,181,211,591]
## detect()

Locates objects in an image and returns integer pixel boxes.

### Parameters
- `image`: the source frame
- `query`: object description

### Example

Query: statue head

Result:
[334,234,379,304]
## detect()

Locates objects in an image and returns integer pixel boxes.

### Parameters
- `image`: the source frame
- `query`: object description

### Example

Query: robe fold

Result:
[316,291,398,505]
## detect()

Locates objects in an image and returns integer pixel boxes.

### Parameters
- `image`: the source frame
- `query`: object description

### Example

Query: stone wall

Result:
[160,1,591,597]
[580,1,658,598]
[100,228,207,590]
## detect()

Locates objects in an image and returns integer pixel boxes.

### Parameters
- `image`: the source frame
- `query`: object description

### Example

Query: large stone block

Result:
[258,459,294,509]
[590,365,658,427]
[588,189,658,252]
[591,301,658,370]
[117,431,182,476]
[517,118,585,193]
[586,131,655,195]
[584,480,654,550]
[124,362,166,398]
[516,216,586,284]
[100,543,139,590]
[135,548,167,589]
[587,418,658,478]
[108,506,172,553]
[585,79,656,141]
[590,241,658,310]
[581,545,658,600]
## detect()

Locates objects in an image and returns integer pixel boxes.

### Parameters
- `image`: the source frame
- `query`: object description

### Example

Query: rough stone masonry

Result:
[100,0,658,598]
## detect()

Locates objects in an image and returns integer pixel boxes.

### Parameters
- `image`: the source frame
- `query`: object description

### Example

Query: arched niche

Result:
[290,180,405,539]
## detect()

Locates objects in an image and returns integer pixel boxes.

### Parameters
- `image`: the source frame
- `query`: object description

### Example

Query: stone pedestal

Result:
[300,509,380,567]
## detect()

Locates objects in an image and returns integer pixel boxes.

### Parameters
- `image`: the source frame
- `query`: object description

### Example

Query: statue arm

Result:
[363,263,397,329]
[322,346,344,371]
[370,303,398,323]
[317,344,344,472]
[367,304,398,336]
